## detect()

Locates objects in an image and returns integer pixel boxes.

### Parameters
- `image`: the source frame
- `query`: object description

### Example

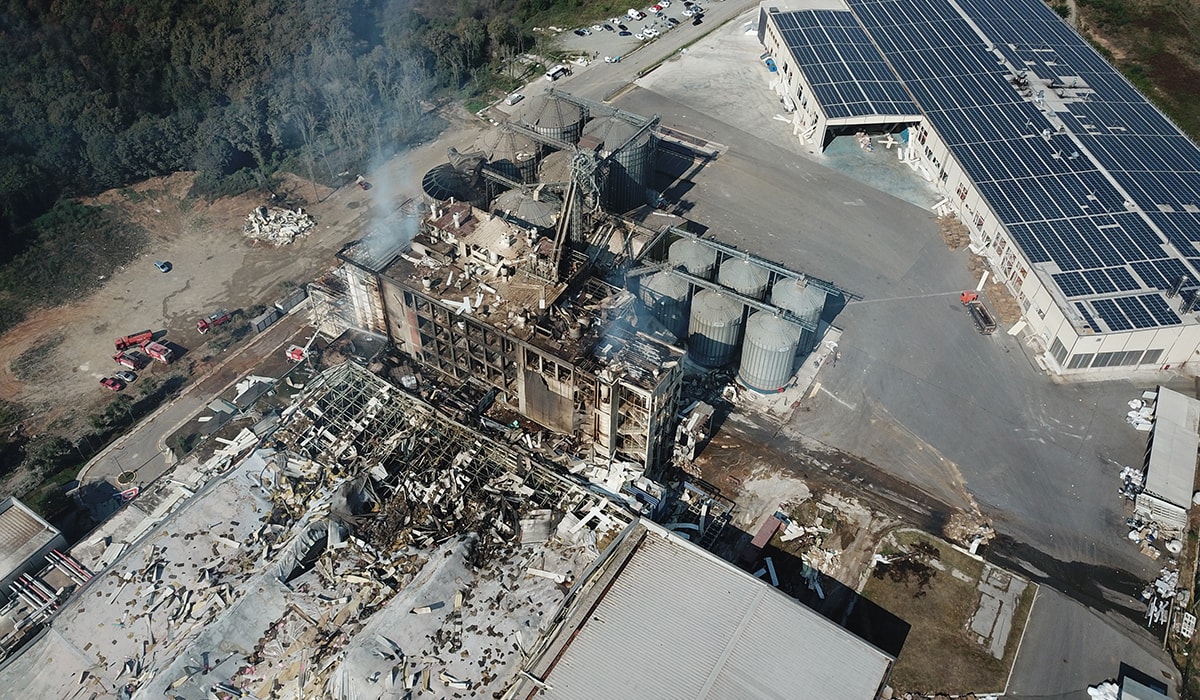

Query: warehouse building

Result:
[512,519,898,699]
[759,0,1200,376]
[1135,386,1200,534]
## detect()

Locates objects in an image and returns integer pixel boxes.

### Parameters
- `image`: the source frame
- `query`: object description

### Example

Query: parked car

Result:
[604,23,615,31]
[100,377,125,392]
[667,17,680,25]
[635,32,645,40]
[115,371,137,383]
[682,7,694,16]
[573,28,589,36]
[692,16,702,24]
[154,260,172,273]
[618,23,629,30]
[644,26,659,37]
[619,30,632,36]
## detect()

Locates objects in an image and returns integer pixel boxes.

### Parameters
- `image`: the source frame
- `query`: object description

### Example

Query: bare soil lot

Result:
[0,117,481,455]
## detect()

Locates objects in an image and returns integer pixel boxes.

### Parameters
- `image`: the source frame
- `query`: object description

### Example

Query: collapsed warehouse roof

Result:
[0,363,637,699]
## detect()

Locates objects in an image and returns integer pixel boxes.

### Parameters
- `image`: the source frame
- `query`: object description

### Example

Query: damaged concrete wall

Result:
[520,369,576,434]
[380,276,424,357]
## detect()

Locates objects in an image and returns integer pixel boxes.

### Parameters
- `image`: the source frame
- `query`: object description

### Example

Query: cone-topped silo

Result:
[518,94,587,145]
[738,312,801,392]
[718,258,770,300]
[640,271,691,340]
[668,238,718,280]
[688,289,744,367]
[581,116,656,213]
[771,277,827,353]
[476,126,540,183]
[493,189,562,231]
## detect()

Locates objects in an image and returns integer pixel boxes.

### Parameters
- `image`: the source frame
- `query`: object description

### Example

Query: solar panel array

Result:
[837,0,1200,333]
[771,10,918,119]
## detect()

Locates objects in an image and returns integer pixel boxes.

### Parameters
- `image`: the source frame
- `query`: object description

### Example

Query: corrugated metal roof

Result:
[0,498,60,581]
[1145,386,1200,508]
[530,522,893,700]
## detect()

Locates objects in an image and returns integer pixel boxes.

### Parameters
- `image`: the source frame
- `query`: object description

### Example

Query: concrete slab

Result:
[1005,588,1178,698]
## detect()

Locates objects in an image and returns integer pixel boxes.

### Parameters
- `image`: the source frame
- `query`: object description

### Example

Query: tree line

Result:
[0,0,539,264]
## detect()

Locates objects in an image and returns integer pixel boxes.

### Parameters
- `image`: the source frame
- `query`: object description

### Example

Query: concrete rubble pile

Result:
[243,206,315,246]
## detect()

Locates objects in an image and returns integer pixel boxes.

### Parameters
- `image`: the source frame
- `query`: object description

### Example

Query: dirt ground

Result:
[0,115,484,442]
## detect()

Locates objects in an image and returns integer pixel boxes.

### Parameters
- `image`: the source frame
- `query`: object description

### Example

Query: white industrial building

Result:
[1136,386,1200,534]
[759,0,1200,376]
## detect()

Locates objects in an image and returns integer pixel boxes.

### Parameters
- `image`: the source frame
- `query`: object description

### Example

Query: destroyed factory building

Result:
[0,362,895,699]
[313,92,845,478]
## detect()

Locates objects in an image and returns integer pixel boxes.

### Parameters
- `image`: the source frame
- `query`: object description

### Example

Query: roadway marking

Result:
[845,291,964,305]
[819,385,857,411]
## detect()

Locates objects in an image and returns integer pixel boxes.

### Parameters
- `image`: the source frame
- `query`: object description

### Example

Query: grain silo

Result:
[519,94,587,144]
[771,277,827,353]
[718,258,769,300]
[421,164,487,209]
[538,149,575,185]
[493,189,562,231]
[640,271,691,340]
[738,312,801,392]
[581,116,656,213]
[668,239,717,280]
[476,126,540,183]
[688,289,744,367]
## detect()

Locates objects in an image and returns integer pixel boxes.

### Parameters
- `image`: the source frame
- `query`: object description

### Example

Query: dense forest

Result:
[0,0,542,261]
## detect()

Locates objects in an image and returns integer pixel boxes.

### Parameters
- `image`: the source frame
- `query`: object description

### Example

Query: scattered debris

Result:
[244,206,315,245]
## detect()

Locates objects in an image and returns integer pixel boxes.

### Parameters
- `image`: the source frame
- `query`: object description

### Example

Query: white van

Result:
[627,8,646,20]
[545,65,570,81]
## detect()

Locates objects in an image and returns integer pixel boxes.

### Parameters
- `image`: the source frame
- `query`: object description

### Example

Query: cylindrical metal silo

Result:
[519,94,586,144]
[538,149,574,185]
[738,312,801,392]
[668,239,717,280]
[493,189,562,231]
[688,290,744,367]
[421,164,487,209]
[718,258,770,300]
[772,278,827,353]
[476,126,540,183]
[640,271,691,340]
[582,117,656,213]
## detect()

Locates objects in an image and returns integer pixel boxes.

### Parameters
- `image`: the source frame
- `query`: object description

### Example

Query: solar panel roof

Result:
[838,0,1200,332]
[771,9,919,120]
